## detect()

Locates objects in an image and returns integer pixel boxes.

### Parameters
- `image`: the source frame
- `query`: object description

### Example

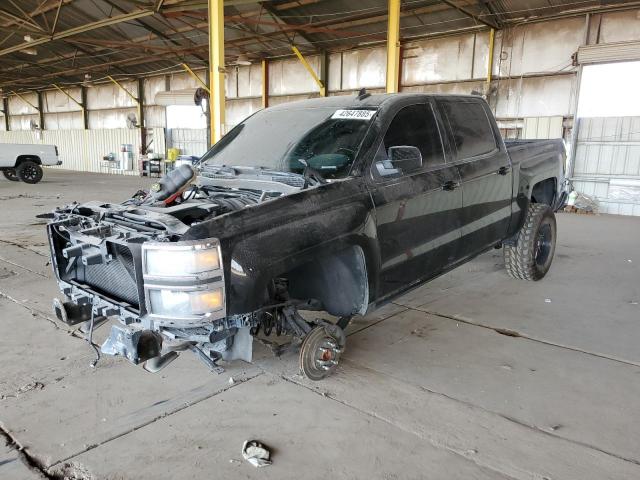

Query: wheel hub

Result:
[299,325,346,380]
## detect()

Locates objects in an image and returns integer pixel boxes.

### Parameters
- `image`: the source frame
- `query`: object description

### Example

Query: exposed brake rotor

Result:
[299,324,346,381]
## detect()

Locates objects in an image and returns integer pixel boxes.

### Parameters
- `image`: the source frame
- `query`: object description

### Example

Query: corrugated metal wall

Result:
[0,128,165,175]
[0,10,638,179]
[523,116,564,139]
[168,129,208,157]
[573,116,640,216]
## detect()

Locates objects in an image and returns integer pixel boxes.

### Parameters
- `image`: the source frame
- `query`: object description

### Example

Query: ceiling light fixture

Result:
[236,54,251,66]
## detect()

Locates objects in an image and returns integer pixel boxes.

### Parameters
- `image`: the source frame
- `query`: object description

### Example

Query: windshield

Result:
[201,106,377,179]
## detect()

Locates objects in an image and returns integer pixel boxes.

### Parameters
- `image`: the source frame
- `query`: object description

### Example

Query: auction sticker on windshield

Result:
[331,109,376,120]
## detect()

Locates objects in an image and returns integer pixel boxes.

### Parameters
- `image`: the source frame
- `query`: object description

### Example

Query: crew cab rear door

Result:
[367,101,463,299]
[437,98,513,257]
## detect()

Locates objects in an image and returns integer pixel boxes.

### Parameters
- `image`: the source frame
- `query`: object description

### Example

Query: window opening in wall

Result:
[166,104,207,129]
[577,61,640,118]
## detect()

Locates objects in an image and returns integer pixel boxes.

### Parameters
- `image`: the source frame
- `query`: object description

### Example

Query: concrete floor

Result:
[1,170,639,480]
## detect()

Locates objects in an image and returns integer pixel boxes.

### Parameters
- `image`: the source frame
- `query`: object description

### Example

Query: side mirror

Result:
[388,146,422,173]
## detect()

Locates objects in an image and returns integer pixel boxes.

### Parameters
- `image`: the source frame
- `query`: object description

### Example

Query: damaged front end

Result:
[48,204,254,372]
[47,165,271,372]
[47,164,348,378]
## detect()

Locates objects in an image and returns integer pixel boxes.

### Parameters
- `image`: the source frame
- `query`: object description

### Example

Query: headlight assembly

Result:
[142,240,225,325]
[143,241,221,280]
[148,287,224,317]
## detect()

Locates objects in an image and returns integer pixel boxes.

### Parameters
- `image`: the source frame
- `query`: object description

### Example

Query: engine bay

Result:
[48,163,310,244]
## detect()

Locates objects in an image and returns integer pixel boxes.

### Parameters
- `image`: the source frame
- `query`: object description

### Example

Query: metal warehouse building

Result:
[1,2,640,480]
[1,1,640,213]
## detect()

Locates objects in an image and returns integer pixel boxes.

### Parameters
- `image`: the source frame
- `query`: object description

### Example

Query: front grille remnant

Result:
[83,254,138,306]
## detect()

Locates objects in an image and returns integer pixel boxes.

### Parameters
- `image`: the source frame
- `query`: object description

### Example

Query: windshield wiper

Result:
[200,164,238,176]
[201,164,324,189]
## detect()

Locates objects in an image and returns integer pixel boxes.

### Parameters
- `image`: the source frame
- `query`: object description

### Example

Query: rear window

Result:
[441,101,497,159]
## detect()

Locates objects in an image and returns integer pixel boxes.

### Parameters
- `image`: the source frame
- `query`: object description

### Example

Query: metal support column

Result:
[208,0,226,145]
[53,84,87,130]
[37,91,45,130]
[81,86,88,130]
[261,59,269,108]
[320,50,328,95]
[205,69,212,146]
[486,28,495,89]
[568,13,591,179]
[2,97,9,131]
[386,0,401,93]
[137,78,146,154]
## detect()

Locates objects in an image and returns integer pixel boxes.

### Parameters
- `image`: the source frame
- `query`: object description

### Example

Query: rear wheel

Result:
[16,161,43,184]
[504,203,556,281]
[2,169,20,181]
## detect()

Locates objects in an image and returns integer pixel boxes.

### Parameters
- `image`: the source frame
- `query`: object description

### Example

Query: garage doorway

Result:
[572,60,640,216]
[166,104,209,157]
[577,61,640,117]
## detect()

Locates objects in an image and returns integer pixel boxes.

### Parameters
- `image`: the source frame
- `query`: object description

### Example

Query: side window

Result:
[441,101,497,159]
[383,104,444,169]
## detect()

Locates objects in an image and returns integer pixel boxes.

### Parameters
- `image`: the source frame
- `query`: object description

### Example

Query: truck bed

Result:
[505,138,567,211]
[505,138,565,165]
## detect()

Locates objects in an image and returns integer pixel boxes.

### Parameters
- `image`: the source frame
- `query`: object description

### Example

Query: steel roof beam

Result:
[439,0,500,29]
[0,9,156,57]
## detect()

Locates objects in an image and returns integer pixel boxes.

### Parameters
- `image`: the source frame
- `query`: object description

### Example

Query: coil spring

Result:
[250,310,283,337]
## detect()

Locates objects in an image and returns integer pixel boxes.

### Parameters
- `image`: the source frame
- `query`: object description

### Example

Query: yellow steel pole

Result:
[291,45,325,97]
[386,0,401,93]
[182,63,210,94]
[10,90,39,111]
[208,0,226,145]
[486,28,495,89]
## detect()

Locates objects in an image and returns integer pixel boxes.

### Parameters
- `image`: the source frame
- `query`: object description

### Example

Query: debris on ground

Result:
[242,440,272,467]
[50,461,96,480]
[564,191,599,214]
[17,381,44,395]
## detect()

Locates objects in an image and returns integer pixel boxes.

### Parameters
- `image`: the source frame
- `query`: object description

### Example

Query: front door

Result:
[368,102,463,299]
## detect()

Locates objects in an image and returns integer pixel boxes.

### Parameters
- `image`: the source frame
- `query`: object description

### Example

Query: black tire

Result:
[504,203,556,281]
[2,169,20,181]
[16,161,43,184]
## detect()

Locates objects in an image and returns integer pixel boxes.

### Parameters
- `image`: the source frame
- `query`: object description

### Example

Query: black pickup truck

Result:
[47,93,566,380]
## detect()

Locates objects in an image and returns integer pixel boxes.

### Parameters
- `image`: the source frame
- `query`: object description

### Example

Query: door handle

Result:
[441,180,458,191]
[498,166,510,175]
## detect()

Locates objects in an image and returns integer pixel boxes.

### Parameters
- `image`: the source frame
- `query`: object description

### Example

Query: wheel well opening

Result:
[16,155,42,166]
[281,245,368,317]
[531,178,556,206]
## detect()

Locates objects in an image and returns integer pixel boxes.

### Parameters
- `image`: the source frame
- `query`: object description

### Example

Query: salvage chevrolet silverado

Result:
[46,93,567,380]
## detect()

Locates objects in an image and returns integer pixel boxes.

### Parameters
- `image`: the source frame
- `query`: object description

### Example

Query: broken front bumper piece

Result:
[99,322,254,374]
[101,324,162,364]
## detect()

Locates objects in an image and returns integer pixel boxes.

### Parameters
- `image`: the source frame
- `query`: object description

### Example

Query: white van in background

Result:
[0,144,61,184]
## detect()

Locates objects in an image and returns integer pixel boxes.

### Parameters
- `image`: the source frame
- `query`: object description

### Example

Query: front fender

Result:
[227,205,379,315]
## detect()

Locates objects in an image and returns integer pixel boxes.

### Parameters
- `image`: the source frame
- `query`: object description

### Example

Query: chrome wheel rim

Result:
[534,223,552,266]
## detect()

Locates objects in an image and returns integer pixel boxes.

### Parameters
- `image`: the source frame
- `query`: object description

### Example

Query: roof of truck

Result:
[267,93,481,111]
